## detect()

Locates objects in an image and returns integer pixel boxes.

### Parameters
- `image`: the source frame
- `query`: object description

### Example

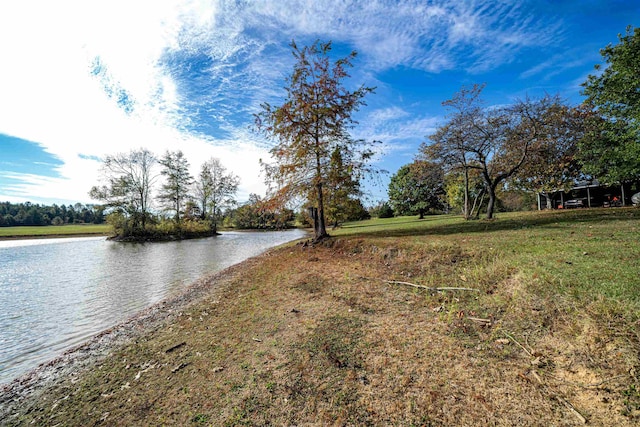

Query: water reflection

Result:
[0,229,306,385]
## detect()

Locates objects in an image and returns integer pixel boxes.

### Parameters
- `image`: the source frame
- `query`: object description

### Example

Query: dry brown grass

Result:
[2,220,639,426]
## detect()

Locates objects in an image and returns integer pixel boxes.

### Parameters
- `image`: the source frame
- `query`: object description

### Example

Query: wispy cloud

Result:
[520,51,596,82]
[231,0,562,73]
[0,0,567,203]
[354,107,440,165]
[359,107,439,140]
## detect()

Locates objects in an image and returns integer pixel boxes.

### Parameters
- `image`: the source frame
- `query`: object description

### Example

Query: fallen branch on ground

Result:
[165,342,186,353]
[467,317,492,324]
[556,396,587,424]
[359,277,480,293]
[503,331,533,357]
[171,362,190,374]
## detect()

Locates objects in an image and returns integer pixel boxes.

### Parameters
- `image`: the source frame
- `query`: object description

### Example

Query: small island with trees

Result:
[89,150,241,241]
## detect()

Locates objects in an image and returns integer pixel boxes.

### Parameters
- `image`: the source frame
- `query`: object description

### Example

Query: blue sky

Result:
[0,0,638,206]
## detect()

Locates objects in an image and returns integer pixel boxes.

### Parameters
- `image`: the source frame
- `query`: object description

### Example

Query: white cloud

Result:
[0,0,565,204]
[520,51,595,84]
[0,1,262,203]
[236,0,559,73]
[354,107,440,166]
[359,107,439,142]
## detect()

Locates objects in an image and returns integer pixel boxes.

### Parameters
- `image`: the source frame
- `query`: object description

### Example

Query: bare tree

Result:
[426,85,562,219]
[89,148,157,233]
[194,158,239,233]
[422,84,486,219]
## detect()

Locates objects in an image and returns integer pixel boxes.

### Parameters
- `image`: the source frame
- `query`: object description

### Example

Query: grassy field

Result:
[0,224,111,238]
[2,208,639,426]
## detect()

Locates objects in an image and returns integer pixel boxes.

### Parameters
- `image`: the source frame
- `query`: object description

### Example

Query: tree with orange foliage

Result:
[255,40,377,241]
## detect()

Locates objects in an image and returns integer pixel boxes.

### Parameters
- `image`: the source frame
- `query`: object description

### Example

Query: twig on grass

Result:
[556,396,587,424]
[503,331,533,357]
[467,317,492,324]
[171,362,189,374]
[359,276,480,293]
[506,332,591,423]
[165,342,186,353]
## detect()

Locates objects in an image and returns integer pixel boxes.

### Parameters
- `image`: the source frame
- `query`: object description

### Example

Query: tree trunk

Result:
[418,209,425,219]
[463,167,470,220]
[470,188,485,219]
[486,184,497,219]
[308,207,318,234]
[315,183,328,240]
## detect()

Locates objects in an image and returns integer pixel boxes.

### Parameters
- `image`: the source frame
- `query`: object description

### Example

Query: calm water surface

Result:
[0,229,306,385]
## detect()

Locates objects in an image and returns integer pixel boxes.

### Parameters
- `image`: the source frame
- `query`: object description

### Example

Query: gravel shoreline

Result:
[0,254,261,421]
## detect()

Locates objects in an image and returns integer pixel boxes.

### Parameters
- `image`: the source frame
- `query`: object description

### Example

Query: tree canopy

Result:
[255,40,377,241]
[388,160,445,219]
[426,85,571,219]
[511,103,586,208]
[306,147,365,228]
[229,194,294,230]
[0,201,105,226]
[89,148,240,240]
[580,26,640,183]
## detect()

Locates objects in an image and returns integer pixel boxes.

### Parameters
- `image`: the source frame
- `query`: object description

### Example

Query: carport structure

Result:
[537,179,638,209]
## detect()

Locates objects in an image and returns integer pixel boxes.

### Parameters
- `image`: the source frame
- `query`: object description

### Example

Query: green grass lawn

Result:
[336,208,640,310]
[0,223,112,238]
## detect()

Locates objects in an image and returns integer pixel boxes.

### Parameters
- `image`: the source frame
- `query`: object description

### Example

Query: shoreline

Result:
[0,233,110,241]
[0,227,306,242]
[0,252,267,419]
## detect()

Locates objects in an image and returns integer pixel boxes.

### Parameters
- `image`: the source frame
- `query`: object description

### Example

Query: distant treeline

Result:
[0,202,106,227]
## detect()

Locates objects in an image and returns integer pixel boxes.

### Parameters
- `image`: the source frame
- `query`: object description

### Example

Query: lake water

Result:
[0,229,307,385]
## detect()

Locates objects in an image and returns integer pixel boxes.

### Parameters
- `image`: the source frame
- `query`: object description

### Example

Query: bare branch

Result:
[358,277,480,292]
